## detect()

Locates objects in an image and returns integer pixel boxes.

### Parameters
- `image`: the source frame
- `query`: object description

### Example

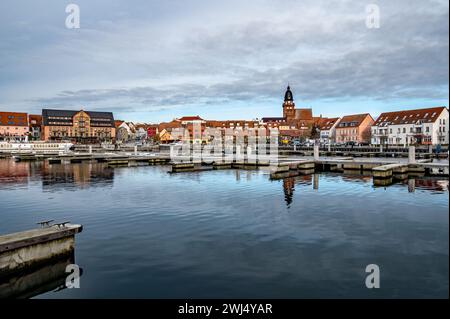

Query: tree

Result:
[310,123,320,140]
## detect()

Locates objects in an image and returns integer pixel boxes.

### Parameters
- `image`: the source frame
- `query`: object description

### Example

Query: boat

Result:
[0,142,74,154]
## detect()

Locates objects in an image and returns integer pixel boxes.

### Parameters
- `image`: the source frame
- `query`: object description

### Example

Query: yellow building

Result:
[42,109,115,143]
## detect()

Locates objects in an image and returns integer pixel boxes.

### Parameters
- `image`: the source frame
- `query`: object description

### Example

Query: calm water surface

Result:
[0,159,448,298]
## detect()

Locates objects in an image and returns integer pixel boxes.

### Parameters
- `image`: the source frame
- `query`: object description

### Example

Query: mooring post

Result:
[428,144,433,155]
[380,144,383,153]
[134,145,138,156]
[88,145,92,154]
[408,146,416,164]
[314,144,320,161]
[313,173,319,190]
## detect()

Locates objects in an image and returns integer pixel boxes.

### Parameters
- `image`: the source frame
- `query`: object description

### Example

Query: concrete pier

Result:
[313,145,320,161]
[0,224,82,279]
[408,146,416,164]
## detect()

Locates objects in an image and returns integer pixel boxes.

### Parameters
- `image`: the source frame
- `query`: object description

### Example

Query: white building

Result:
[371,107,449,146]
[318,117,341,144]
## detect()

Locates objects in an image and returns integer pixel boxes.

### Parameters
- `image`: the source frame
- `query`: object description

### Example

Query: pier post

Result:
[379,144,383,153]
[134,145,138,156]
[408,178,415,193]
[89,145,92,154]
[428,144,433,155]
[408,146,416,164]
[314,144,320,161]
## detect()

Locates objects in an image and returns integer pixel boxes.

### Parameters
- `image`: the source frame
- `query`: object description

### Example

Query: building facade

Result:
[42,109,115,143]
[371,107,449,146]
[28,114,42,140]
[0,112,29,142]
[318,117,341,144]
[335,113,374,144]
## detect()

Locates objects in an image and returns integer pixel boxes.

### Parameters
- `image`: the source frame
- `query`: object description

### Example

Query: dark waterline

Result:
[0,159,448,298]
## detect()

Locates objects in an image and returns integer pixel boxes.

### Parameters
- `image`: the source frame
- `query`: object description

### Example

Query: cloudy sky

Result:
[0,0,448,122]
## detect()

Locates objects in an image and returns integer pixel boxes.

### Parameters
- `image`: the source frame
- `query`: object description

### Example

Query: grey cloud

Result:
[1,0,448,117]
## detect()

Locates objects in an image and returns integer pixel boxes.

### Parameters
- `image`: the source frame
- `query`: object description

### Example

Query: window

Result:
[426,127,430,133]
[403,128,406,133]
[390,129,392,134]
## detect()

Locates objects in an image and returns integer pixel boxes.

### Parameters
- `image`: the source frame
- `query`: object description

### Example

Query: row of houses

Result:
[313,106,448,146]
[1,86,448,146]
[0,109,116,143]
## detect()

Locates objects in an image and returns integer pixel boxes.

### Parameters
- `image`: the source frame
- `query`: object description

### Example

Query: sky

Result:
[0,0,448,123]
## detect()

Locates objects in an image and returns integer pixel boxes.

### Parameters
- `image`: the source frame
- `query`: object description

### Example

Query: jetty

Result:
[0,222,83,279]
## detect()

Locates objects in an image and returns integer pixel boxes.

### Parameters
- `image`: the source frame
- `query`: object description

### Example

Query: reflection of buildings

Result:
[405,178,449,193]
[0,159,114,190]
[282,175,313,207]
[0,160,30,185]
[41,162,114,189]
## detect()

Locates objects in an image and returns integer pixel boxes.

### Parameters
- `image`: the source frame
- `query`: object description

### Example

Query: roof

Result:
[28,114,42,126]
[294,109,313,120]
[177,116,204,121]
[337,113,372,128]
[318,117,340,130]
[261,117,286,123]
[373,106,446,127]
[114,120,124,128]
[279,129,302,137]
[0,112,28,127]
[158,120,182,131]
[42,109,115,127]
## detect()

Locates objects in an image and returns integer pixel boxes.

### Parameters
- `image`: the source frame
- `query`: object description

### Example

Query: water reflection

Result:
[41,162,114,190]
[0,160,114,191]
[0,159,448,298]
[405,177,449,193]
[0,252,81,299]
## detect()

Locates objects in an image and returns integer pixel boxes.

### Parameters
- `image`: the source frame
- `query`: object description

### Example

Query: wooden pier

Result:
[3,147,448,186]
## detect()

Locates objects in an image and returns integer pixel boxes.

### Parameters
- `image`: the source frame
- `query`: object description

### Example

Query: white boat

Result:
[0,142,74,154]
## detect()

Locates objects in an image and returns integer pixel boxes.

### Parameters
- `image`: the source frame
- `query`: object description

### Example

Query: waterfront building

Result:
[318,117,341,144]
[0,111,29,142]
[335,113,374,144]
[42,109,115,143]
[28,114,42,140]
[371,106,449,146]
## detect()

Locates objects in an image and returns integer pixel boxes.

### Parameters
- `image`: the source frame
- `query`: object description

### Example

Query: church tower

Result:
[283,85,295,120]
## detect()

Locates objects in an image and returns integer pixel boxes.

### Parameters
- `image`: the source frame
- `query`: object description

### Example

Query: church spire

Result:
[284,85,294,102]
